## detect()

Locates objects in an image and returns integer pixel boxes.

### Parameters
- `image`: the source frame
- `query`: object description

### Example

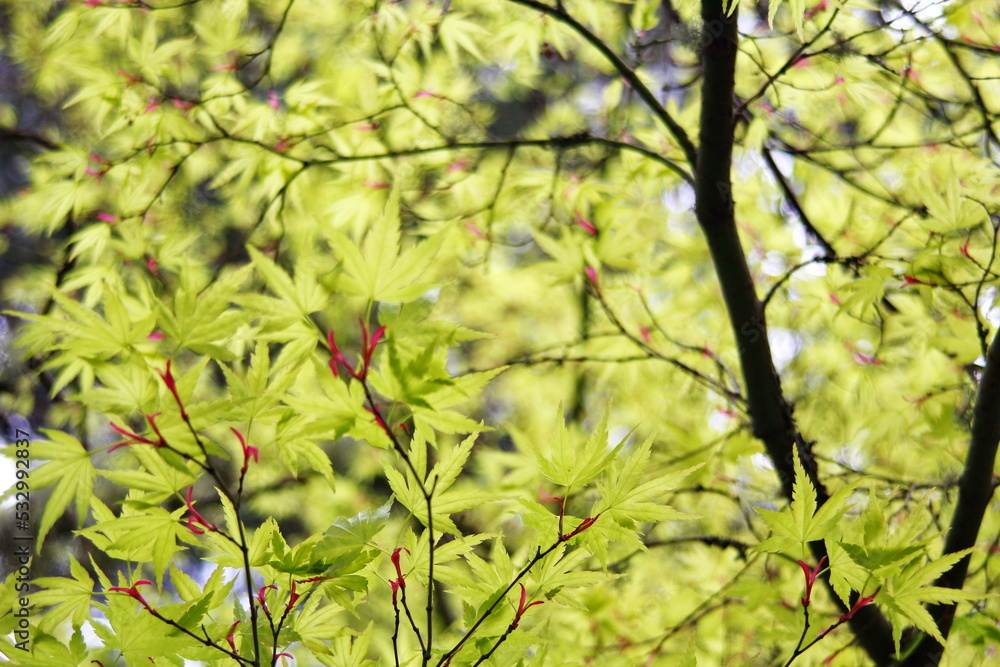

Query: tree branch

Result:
[899,327,1000,666]
[761,147,837,258]
[311,135,692,184]
[692,0,896,662]
[503,0,697,166]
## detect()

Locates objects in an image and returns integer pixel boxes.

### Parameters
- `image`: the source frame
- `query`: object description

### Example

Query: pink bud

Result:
[585,265,599,288]
[108,581,154,611]
[512,583,545,628]
[108,421,162,451]
[285,581,300,611]
[391,547,409,584]
[268,90,280,110]
[560,515,599,541]
[538,488,563,505]
[903,275,937,287]
[184,487,218,534]
[158,360,188,420]
[797,556,827,607]
[365,405,389,433]
[575,212,598,236]
[225,621,240,651]
[96,212,118,222]
[390,578,400,604]
[327,330,351,378]
[232,427,258,473]
[358,320,385,378]
[256,584,277,612]
[839,588,880,622]
[803,0,828,19]
[116,69,142,86]
[851,350,883,366]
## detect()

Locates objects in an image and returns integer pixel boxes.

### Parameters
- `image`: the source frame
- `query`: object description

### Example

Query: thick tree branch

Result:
[694,0,798,497]
[692,1,896,663]
[899,327,1000,666]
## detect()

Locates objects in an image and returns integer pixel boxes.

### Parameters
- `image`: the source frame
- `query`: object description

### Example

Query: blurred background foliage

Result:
[0,0,998,664]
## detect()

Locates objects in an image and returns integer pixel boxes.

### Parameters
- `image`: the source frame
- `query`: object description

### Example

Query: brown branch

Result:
[761,147,837,258]
[0,128,61,151]
[692,0,896,662]
[503,0,697,167]
[899,327,1000,666]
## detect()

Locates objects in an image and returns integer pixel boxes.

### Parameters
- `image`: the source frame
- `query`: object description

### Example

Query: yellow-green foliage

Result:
[1,0,998,665]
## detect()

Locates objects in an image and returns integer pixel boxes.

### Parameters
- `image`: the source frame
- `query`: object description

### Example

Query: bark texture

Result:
[693,1,896,663]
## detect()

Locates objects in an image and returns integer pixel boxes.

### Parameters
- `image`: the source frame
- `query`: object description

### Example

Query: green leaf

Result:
[755,447,859,560]
[879,547,981,652]
[248,246,326,317]
[334,188,443,303]
[316,623,378,667]
[81,506,190,585]
[31,555,94,632]
[311,501,392,574]
[18,430,96,549]
[825,539,869,606]
[592,436,698,561]
[293,595,347,653]
[383,458,496,536]
[428,432,478,494]
[837,265,894,319]
[519,408,629,490]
